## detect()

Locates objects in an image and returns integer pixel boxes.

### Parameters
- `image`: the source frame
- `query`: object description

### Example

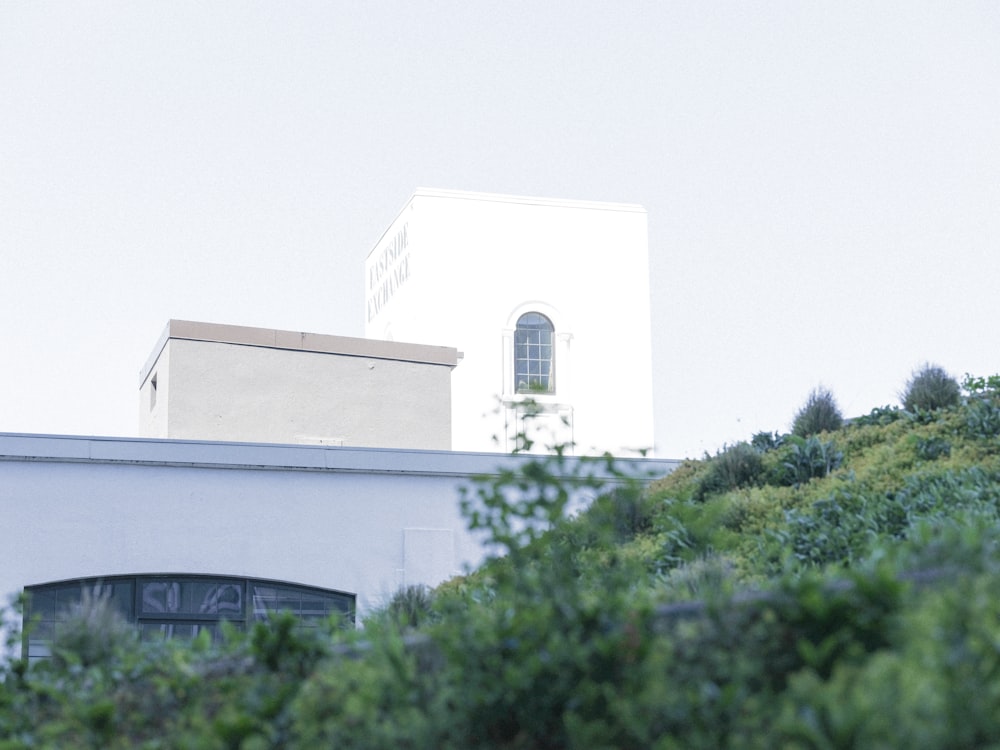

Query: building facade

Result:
[365,188,656,455]
[6,188,669,656]
[0,433,679,657]
[139,320,460,450]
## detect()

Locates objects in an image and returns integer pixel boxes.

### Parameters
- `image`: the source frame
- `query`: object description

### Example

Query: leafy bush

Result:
[751,431,785,452]
[914,435,951,461]
[792,387,843,437]
[695,442,764,500]
[779,435,843,487]
[966,395,1000,440]
[851,404,905,427]
[48,587,137,669]
[901,363,961,412]
[379,585,436,631]
[580,485,657,542]
[962,372,1000,397]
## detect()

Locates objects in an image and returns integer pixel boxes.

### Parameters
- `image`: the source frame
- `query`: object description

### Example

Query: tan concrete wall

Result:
[139,321,458,450]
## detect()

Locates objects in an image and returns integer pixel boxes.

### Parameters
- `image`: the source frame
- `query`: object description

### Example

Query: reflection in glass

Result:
[25,575,353,661]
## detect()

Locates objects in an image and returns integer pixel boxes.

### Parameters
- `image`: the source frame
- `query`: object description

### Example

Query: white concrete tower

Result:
[364,188,655,456]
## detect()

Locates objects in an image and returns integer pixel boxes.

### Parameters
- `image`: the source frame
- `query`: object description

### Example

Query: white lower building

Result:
[0,433,678,659]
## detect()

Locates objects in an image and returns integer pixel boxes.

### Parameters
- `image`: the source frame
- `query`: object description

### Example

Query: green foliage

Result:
[792,386,843,437]
[850,403,905,427]
[962,372,1000,396]
[775,551,1000,748]
[695,441,764,500]
[382,585,436,631]
[751,430,785,452]
[7,374,1000,746]
[965,394,1000,440]
[779,435,843,487]
[902,362,961,412]
[914,435,951,461]
[48,587,137,669]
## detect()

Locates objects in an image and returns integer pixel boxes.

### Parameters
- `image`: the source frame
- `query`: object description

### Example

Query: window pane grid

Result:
[514,313,555,393]
[24,575,355,661]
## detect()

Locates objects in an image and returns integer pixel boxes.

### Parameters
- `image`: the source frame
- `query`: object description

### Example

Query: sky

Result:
[1,1,998,459]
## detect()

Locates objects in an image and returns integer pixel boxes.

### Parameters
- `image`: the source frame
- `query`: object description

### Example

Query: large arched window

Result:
[514,312,555,393]
[23,575,355,662]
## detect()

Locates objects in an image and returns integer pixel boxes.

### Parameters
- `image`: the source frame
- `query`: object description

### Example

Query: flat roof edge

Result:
[139,320,460,385]
[0,433,680,480]
[366,188,647,259]
[411,187,647,213]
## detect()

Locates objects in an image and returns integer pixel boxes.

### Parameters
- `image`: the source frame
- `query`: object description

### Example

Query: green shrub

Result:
[851,404,905,428]
[792,387,843,437]
[902,363,961,412]
[49,587,137,669]
[914,435,951,461]
[751,431,785,453]
[965,396,1000,440]
[580,485,657,542]
[962,372,1000,398]
[375,585,436,632]
[779,435,843,487]
[695,442,764,500]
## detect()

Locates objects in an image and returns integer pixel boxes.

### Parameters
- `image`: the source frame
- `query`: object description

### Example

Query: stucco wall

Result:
[139,321,459,450]
[0,433,679,631]
[365,189,656,456]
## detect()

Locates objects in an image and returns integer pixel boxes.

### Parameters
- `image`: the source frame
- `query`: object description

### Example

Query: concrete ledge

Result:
[140,320,461,385]
[0,433,680,480]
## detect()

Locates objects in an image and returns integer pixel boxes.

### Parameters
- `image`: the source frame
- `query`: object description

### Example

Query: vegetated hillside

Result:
[636,381,1000,596]
[3,374,1000,749]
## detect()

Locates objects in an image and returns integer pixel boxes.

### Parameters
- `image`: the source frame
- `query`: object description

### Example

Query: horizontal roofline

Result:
[139,319,460,386]
[410,187,647,213]
[367,187,647,259]
[0,432,680,480]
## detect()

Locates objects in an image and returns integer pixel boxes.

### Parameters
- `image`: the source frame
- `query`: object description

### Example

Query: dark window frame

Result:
[23,573,355,661]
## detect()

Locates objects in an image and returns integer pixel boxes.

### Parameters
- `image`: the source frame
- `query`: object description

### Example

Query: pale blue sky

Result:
[2,1,998,458]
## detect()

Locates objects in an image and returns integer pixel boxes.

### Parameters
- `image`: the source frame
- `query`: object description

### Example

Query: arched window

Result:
[514,312,555,393]
[23,575,354,662]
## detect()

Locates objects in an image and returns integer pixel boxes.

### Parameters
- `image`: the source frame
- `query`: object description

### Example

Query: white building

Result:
[365,188,656,456]
[2,188,672,657]
[0,433,679,659]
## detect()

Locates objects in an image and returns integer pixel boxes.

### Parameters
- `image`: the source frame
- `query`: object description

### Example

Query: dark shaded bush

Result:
[381,585,435,631]
[48,588,137,669]
[914,436,951,461]
[696,442,764,500]
[751,430,785,452]
[792,387,843,437]
[966,396,1000,440]
[583,485,657,542]
[901,363,960,412]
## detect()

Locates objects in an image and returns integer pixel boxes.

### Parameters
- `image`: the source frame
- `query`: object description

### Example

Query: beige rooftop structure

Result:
[139,320,460,449]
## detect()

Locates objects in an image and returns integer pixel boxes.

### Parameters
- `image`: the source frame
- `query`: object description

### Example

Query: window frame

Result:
[23,574,355,661]
[513,312,556,395]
